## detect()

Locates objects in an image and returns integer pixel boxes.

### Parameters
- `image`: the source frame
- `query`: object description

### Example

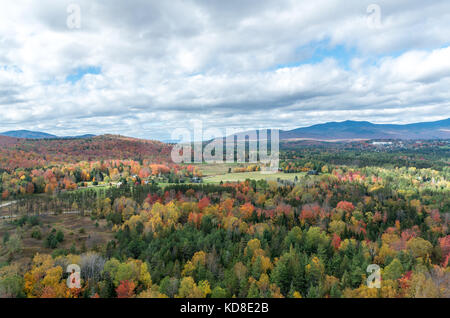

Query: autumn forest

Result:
[0,135,448,299]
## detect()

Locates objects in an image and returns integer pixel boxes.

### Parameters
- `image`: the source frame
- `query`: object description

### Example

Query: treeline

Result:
[281,146,450,171]
[0,159,205,201]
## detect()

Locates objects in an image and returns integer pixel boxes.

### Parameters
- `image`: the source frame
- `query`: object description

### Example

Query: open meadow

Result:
[202,171,306,183]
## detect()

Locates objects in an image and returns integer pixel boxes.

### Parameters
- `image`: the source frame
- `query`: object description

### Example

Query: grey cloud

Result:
[0,0,449,139]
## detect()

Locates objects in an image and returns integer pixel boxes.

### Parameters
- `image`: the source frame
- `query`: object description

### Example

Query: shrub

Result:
[45,233,59,249]
[55,230,64,243]
[31,228,42,240]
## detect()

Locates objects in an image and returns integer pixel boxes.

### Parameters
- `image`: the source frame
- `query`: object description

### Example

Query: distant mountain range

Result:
[280,118,450,141]
[2,118,449,142]
[229,118,450,142]
[0,130,95,139]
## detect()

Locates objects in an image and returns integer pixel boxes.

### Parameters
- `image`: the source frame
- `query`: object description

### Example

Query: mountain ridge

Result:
[2,118,449,142]
[0,130,96,139]
[280,118,450,140]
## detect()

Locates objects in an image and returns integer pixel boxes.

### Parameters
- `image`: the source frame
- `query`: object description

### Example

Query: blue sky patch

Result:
[272,39,358,71]
[66,66,101,83]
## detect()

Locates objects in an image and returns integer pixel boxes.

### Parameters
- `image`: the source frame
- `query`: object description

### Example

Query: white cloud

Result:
[0,0,449,139]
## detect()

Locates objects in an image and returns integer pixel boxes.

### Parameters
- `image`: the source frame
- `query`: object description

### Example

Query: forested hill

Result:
[0,130,96,139]
[0,130,58,139]
[281,118,450,140]
[0,135,173,170]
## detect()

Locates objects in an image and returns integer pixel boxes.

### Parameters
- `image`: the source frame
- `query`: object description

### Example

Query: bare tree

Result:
[80,252,106,284]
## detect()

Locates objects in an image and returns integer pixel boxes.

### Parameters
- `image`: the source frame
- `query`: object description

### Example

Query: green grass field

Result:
[71,183,113,193]
[193,163,241,175]
[202,171,305,184]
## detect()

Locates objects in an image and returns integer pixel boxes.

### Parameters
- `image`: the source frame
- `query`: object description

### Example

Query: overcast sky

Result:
[1,0,449,140]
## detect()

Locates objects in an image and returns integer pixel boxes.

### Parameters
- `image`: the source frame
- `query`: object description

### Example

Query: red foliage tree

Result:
[332,234,342,250]
[439,235,450,266]
[336,201,355,213]
[198,197,210,211]
[116,280,136,298]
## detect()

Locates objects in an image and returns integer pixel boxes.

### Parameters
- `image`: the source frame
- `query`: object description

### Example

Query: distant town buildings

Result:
[372,141,393,145]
